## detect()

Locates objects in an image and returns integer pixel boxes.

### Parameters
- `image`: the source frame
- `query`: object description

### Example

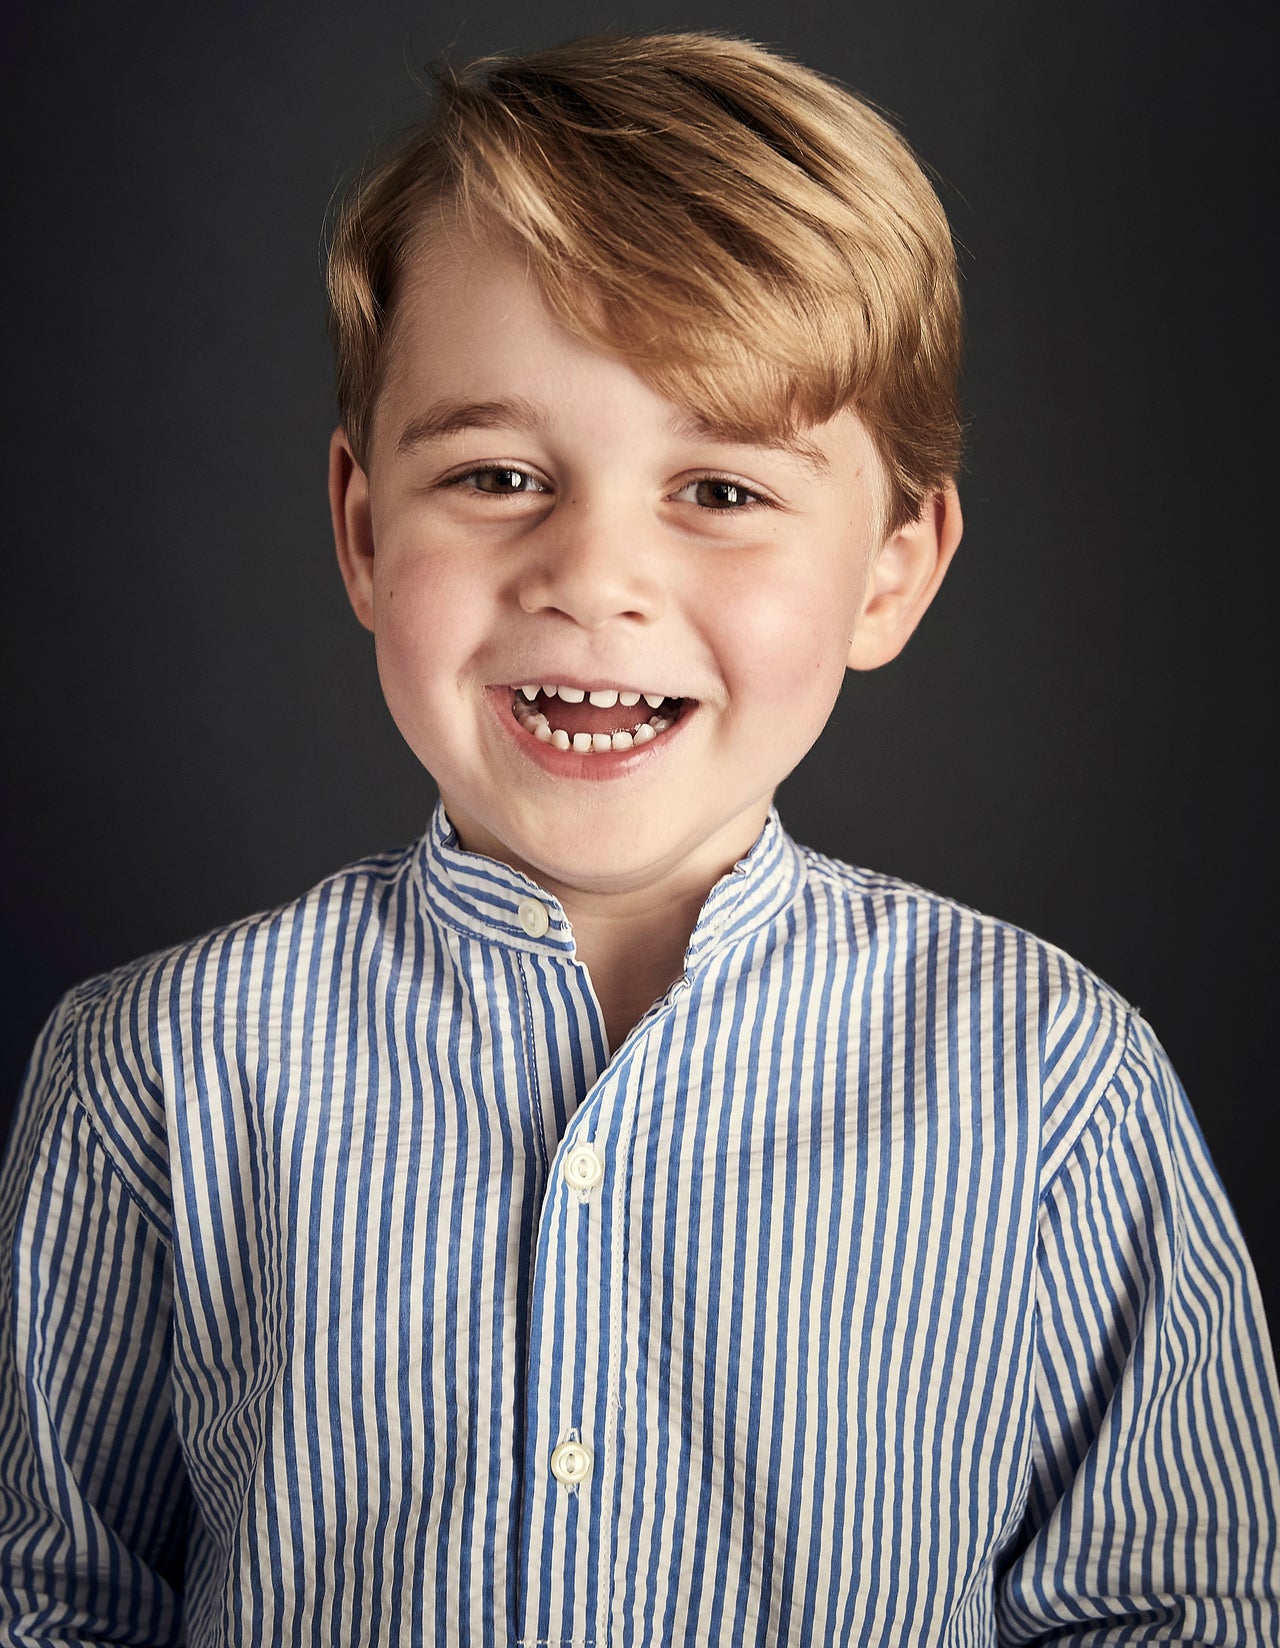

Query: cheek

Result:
[369,565,478,773]
[715,559,865,716]
[372,578,441,684]
[370,531,487,673]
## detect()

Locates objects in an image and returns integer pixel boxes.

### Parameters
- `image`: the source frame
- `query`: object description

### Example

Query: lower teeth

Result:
[513,701,675,752]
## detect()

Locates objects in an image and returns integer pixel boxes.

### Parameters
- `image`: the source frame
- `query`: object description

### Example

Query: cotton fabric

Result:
[1,808,1276,1645]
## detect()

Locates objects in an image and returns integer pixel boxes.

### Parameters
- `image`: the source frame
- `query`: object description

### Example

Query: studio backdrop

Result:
[3,0,1274,1327]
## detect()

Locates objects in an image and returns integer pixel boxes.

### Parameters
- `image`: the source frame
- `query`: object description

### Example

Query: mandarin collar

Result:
[412,802,807,966]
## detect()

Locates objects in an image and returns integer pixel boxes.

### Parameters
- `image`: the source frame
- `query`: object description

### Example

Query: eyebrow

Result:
[669,410,832,477]
[396,397,545,455]
[395,396,831,477]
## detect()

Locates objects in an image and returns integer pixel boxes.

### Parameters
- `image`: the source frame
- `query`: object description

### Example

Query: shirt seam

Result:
[1036,999,1137,1210]
[425,905,576,956]
[514,1637,594,1645]
[41,987,174,1248]
[68,1092,174,1246]
[1018,1010,1166,1578]
[513,954,551,1195]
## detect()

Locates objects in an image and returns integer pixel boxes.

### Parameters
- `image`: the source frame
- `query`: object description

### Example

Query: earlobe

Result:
[329,427,376,633]
[846,484,963,671]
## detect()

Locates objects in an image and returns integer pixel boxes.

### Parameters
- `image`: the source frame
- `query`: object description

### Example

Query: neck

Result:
[438,797,774,1051]
[557,879,709,1053]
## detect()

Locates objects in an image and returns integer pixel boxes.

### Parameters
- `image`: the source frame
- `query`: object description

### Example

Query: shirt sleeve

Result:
[996,1012,1280,1645]
[0,996,188,1646]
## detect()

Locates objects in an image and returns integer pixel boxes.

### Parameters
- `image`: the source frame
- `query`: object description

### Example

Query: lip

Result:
[486,685,691,779]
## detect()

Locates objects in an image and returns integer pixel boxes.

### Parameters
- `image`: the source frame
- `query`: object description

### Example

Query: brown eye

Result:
[695,479,748,508]
[681,477,767,510]
[471,467,541,494]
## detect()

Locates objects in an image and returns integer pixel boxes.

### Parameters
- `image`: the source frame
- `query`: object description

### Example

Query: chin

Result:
[520,837,680,897]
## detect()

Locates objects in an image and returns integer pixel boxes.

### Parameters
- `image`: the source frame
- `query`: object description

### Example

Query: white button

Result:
[550,1439,593,1485]
[517,898,550,938]
[562,1143,605,1194]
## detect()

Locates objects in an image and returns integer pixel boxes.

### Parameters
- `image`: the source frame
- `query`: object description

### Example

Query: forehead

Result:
[383,230,555,372]
[374,229,881,490]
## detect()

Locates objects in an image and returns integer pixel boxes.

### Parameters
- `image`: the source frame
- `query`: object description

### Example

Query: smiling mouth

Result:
[509,682,686,753]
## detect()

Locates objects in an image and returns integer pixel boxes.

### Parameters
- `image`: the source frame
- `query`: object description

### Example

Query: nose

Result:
[515,500,665,629]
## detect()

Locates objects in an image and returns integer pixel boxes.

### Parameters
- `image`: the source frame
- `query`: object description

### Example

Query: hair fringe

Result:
[325,32,963,531]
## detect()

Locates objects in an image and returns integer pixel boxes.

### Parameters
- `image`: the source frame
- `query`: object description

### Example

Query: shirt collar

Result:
[412,802,807,964]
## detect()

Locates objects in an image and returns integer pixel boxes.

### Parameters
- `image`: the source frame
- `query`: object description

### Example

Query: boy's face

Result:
[331,234,958,906]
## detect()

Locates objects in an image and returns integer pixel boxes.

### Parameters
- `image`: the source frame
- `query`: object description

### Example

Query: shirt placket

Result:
[514,990,632,1646]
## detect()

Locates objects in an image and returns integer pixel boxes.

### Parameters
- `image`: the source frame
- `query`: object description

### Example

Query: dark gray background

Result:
[3,1,1274,1331]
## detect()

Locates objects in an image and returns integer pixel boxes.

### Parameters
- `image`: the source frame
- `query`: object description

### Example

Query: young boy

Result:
[1,31,1276,1648]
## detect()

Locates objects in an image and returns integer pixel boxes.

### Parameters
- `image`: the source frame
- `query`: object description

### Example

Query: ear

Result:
[847,483,963,671]
[329,427,376,633]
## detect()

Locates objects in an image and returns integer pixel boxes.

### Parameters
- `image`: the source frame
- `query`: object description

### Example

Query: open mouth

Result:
[509,682,686,753]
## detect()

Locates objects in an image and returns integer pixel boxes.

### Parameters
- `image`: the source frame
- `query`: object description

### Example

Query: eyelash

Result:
[678,474,771,511]
[446,465,546,497]
[443,465,770,511]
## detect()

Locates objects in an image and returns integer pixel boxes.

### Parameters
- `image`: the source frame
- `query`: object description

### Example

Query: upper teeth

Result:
[511,682,680,754]
[519,684,668,708]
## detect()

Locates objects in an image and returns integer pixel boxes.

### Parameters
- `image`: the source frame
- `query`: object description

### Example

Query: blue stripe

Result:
[1,807,1276,1645]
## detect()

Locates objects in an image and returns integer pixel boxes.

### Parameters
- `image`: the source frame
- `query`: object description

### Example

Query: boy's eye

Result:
[678,477,765,510]
[458,466,546,495]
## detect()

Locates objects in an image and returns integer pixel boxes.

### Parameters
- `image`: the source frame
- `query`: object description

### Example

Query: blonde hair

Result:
[327,32,963,531]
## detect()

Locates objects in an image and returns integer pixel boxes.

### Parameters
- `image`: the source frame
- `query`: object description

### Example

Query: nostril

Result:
[515,548,664,627]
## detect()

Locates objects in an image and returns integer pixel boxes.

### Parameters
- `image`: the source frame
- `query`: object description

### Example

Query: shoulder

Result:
[18,841,424,1221]
[59,838,418,1030]
[794,841,1162,1150]
[796,842,1129,1007]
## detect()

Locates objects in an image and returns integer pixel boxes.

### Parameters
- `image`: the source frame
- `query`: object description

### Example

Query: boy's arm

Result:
[0,996,188,1646]
[996,1012,1280,1645]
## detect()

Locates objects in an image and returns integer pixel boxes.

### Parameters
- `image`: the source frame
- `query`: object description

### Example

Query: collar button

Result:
[517,897,551,938]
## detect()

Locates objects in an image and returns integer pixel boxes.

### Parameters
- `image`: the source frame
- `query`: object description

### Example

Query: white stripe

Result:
[1,806,1276,1645]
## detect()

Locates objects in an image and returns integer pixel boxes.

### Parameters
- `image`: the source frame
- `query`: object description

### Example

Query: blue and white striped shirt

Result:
[2,806,1277,1646]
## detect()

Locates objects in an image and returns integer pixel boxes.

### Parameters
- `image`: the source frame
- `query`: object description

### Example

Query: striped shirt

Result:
[1,805,1276,1646]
